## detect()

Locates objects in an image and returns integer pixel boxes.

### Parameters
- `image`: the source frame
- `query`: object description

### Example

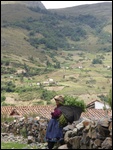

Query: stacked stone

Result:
[1,133,48,149]
[59,116,112,149]
[1,116,48,144]
[1,116,112,149]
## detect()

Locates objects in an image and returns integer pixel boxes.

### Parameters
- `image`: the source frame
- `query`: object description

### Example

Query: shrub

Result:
[107,89,112,109]
[92,58,102,64]
[1,114,14,123]
[1,95,6,102]
[40,89,57,101]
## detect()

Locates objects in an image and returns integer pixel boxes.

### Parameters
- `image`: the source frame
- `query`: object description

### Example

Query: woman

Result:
[45,95,66,149]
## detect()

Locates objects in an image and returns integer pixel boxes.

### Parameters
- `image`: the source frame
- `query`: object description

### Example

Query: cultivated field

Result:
[1,51,112,106]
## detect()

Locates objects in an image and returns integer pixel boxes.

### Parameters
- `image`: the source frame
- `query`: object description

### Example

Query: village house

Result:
[86,100,110,109]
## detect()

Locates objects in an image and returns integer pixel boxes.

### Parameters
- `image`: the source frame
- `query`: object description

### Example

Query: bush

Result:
[92,58,102,64]
[1,95,6,102]
[41,89,57,101]
[1,114,14,123]
[107,89,112,109]
[1,81,16,92]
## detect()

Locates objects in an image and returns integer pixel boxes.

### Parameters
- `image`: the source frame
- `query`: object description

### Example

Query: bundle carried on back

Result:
[59,105,83,124]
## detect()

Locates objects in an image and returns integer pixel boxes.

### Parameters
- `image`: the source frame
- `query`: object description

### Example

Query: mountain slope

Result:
[1,1,46,9]
[1,2,112,57]
[49,2,112,20]
[1,2,112,72]
[1,2,112,105]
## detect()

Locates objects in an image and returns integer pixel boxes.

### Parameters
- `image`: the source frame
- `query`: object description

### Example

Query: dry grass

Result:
[103,24,112,34]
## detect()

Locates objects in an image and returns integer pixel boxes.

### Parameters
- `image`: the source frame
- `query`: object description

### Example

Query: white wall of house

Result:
[48,78,54,82]
[95,101,110,109]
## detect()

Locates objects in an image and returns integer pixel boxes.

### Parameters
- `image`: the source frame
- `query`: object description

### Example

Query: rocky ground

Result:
[1,132,48,149]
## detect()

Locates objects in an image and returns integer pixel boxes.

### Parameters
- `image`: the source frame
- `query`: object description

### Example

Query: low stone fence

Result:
[59,116,112,149]
[1,116,48,144]
[1,116,112,149]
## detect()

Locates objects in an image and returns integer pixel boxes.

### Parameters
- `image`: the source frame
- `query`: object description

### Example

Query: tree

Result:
[54,62,61,69]
[92,58,102,64]
[24,63,29,72]
[46,60,52,67]
[20,74,24,83]
[41,89,57,101]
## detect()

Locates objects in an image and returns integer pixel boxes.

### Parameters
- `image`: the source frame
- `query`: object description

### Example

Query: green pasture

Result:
[1,142,28,149]
[1,142,39,149]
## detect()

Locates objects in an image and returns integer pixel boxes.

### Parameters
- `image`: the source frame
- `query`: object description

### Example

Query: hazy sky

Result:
[41,1,112,9]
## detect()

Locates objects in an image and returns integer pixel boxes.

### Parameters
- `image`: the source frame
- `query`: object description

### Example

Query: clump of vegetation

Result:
[92,58,103,64]
[1,95,6,102]
[1,81,16,93]
[41,89,57,101]
[98,89,112,110]
[1,114,14,123]
[64,95,86,112]
[107,89,112,109]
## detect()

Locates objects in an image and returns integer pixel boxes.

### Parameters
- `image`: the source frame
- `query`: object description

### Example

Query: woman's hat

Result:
[54,95,64,103]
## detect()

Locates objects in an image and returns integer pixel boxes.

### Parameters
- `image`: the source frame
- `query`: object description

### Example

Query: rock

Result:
[27,136,35,144]
[58,144,68,149]
[94,139,102,147]
[64,130,72,143]
[96,124,110,137]
[101,137,112,149]
[68,136,81,149]
[98,117,109,127]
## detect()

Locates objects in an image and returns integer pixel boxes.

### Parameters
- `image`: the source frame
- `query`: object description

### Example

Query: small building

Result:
[48,78,54,82]
[36,82,41,86]
[86,100,110,109]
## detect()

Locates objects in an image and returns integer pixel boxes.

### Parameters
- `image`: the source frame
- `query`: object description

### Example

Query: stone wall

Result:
[59,116,112,149]
[1,116,112,149]
[1,116,48,144]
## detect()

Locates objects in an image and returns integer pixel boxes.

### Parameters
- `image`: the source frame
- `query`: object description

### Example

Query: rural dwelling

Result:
[86,100,110,109]
[48,78,54,82]
[48,78,56,85]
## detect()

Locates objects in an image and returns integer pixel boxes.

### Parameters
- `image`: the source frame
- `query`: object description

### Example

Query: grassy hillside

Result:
[1,1,46,9]
[1,2,112,54]
[1,2,112,106]
[50,2,112,20]
[1,27,46,61]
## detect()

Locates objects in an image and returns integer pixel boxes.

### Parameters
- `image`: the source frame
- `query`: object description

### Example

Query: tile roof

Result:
[82,108,111,120]
[1,105,55,119]
[1,106,112,120]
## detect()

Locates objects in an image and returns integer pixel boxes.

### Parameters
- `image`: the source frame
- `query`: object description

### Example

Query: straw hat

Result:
[54,95,64,103]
